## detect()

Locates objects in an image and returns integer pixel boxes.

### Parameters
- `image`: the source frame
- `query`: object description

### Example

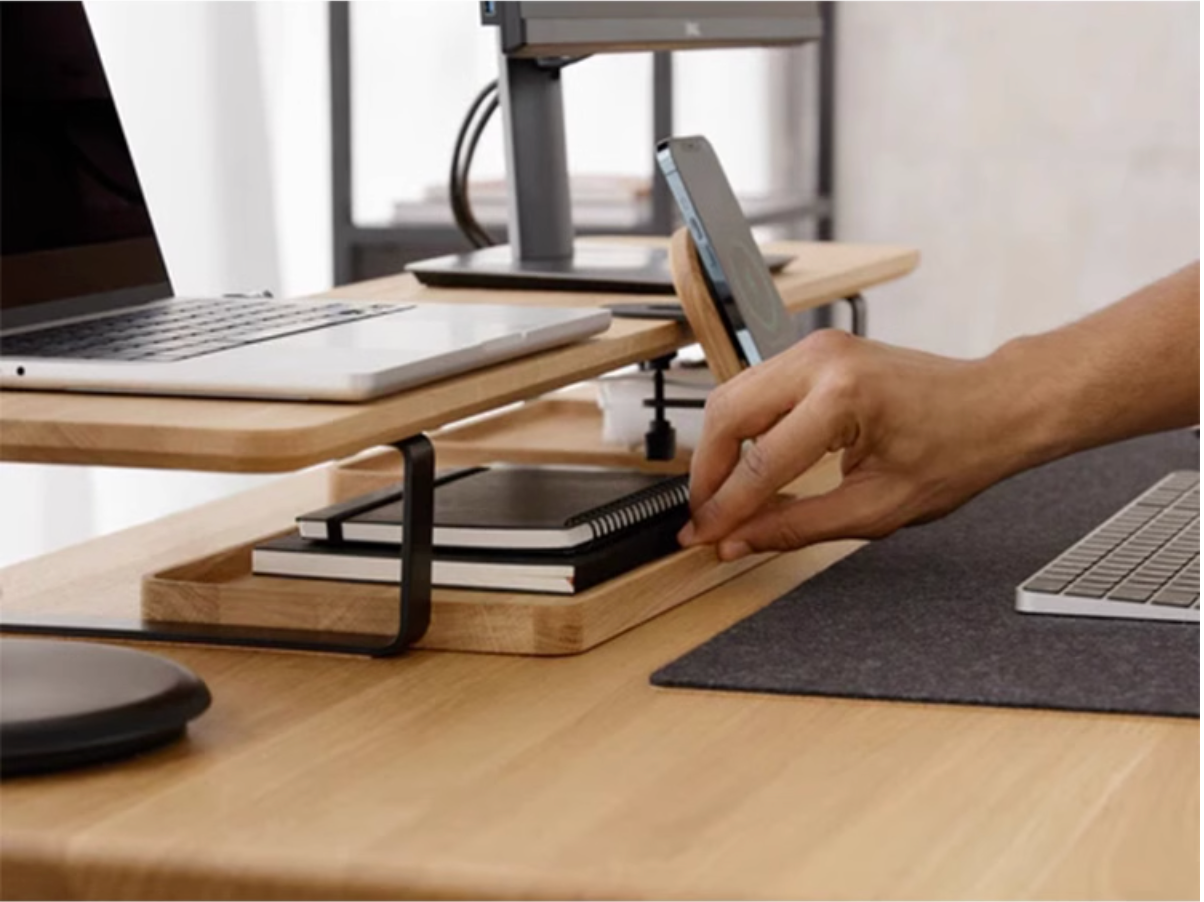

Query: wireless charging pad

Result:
[1,638,211,778]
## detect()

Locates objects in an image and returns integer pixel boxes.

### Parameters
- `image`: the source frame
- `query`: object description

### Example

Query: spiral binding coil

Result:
[572,476,690,541]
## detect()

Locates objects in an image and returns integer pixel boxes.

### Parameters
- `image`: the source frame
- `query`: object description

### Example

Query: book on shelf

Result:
[297,465,691,551]
[419,174,652,206]
[254,506,688,595]
[395,176,655,228]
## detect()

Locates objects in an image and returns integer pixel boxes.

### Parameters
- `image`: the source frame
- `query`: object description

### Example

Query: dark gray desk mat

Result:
[652,431,1200,716]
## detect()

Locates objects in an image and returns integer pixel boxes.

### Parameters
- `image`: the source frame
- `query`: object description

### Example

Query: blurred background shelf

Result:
[329,2,838,285]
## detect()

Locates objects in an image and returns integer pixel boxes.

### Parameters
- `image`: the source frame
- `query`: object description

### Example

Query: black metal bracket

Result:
[0,435,436,658]
[844,293,867,337]
[643,354,678,461]
[383,434,434,655]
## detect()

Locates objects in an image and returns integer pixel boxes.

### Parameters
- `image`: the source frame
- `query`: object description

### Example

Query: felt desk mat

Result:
[652,430,1200,717]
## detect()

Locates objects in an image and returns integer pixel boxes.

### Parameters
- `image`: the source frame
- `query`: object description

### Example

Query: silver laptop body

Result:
[0,3,609,403]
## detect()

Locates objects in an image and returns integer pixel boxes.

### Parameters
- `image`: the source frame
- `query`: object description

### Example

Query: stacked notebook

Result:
[253,466,691,595]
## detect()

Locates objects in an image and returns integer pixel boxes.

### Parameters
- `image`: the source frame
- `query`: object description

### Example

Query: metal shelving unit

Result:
[329,2,837,286]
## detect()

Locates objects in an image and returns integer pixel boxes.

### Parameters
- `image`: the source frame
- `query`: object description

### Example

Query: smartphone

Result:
[656,136,799,366]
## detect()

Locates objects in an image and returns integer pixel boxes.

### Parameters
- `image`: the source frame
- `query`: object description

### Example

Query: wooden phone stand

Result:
[668,226,871,380]
[667,226,746,383]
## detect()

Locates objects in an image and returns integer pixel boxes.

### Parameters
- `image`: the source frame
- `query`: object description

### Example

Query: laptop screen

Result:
[1,2,171,329]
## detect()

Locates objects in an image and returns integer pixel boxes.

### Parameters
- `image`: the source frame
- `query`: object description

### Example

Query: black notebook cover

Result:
[258,506,688,595]
[299,466,691,550]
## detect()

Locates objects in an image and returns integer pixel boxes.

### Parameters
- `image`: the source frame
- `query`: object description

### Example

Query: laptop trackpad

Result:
[254,314,517,352]
[209,313,519,375]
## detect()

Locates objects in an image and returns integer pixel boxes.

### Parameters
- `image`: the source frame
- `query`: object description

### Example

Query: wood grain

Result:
[0,455,1197,900]
[0,239,919,472]
[669,227,746,382]
[141,533,777,656]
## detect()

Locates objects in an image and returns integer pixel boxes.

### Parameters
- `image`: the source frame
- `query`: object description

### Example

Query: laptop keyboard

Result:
[1017,471,1200,621]
[1,298,411,362]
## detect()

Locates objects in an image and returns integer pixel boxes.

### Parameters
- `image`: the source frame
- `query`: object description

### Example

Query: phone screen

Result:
[656,136,798,366]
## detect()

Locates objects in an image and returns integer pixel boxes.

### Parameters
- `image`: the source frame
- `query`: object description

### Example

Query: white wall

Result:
[258,1,333,299]
[837,1,1200,358]
[89,2,282,296]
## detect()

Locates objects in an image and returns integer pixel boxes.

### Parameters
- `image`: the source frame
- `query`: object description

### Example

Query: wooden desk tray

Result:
[140,391,840,656]
[135,396,715,657]
[141,534,769,656]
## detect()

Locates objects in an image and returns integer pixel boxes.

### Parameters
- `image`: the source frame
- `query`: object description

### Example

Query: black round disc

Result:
[1,638,211,778]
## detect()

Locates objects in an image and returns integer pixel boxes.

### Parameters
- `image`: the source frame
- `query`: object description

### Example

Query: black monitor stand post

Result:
[407,55,686,294]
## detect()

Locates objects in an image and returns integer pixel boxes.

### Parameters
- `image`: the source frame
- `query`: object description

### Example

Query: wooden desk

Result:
[1,459,1197,900]
[0,240,917,472]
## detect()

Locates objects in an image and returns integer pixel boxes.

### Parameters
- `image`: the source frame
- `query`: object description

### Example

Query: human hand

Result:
[677,329,1041,560]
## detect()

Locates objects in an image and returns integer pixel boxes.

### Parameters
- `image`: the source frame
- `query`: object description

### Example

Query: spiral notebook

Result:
[297,466,691,551]
[255,507,687,594]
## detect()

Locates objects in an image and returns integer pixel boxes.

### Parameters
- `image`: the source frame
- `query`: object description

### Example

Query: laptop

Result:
[0,3,610,403]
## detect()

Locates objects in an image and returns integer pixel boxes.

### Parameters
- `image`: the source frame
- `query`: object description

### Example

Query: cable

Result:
[449,83,495,248]
[448,57,592,250]
[456,95,499,248]
[453,93,499,248]
[449,80,498,248]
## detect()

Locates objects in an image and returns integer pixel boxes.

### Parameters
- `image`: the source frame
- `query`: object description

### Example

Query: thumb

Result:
[716,477,906,560]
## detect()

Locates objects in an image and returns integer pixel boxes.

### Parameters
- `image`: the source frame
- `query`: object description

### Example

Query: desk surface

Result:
[0,240,917,473]
[1,459,1198,900]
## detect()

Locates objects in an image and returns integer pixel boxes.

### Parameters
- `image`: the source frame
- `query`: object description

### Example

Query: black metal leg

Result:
[0,435,437,658]
[843,294,867,337]
[644,354,678,461]
[378,434,434,655]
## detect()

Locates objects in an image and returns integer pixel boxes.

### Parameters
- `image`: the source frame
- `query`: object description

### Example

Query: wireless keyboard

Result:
[1016,471,1199,622]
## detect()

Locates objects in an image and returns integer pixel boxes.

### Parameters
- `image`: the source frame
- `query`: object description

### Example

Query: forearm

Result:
[985,262,1200,475]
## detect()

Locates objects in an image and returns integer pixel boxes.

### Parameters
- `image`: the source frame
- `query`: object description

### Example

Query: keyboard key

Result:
[1108,585,1155,602]
[1024,577,1071,594]
[1151,589,1199,608]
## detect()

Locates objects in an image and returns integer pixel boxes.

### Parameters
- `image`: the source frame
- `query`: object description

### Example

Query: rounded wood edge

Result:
[668,227,744,384]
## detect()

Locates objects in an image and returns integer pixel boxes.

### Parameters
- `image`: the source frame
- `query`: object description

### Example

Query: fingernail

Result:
[677,521,697,546]
[719,540,752,561]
